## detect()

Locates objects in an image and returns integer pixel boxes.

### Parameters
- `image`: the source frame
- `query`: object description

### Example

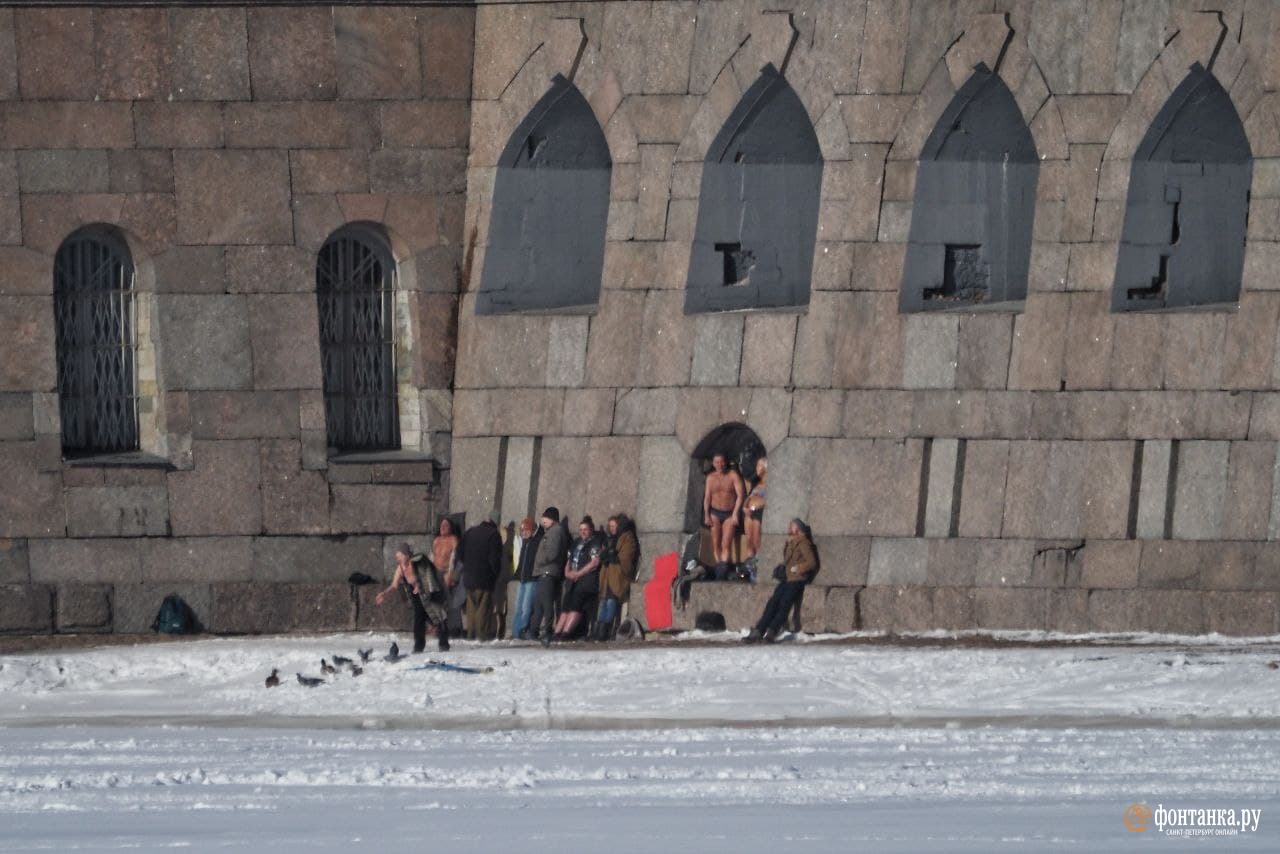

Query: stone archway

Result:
[682,423,768,574]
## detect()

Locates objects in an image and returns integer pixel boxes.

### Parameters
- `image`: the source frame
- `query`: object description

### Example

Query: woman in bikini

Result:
[743,457,767,577]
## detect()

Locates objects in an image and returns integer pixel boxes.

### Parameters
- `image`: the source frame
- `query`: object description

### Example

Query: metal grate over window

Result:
[316,228,399,452]
[53,229,138,455]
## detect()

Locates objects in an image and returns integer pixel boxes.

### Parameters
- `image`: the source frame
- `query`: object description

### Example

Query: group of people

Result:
[375,507,640,652]
[702,452,768,580]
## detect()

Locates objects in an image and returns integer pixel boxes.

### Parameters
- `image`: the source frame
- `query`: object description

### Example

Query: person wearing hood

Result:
[593,514,639,641]
[529,507,570,645]
[458,512,503,640]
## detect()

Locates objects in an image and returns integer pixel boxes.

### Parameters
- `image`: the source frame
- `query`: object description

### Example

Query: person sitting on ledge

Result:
[744,518,817,644]
[702,452,744,580]
[551,516,604,642]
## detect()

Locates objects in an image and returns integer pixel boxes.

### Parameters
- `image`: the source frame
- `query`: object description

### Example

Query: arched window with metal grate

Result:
[316,226,399,453]
[54,227,138,456]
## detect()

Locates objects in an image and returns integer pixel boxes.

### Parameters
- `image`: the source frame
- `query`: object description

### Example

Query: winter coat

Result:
[515,528,543,583]
[782,534,818,583]
[533,521,569,578]
[600,527,639,602]
[458,521,503,591]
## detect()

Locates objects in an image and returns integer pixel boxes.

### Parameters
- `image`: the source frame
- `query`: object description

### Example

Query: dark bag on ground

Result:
[348,572,375,585]
[695,610,727,632]
[152,594,195,634]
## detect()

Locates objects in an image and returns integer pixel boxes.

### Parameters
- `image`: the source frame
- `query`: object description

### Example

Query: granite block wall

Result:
[0,5,473,634]
[454,0,1280,637]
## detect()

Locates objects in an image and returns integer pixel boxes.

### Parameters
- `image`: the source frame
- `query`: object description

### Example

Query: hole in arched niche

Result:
[1113,63,1251,311]
[682,423,768,575]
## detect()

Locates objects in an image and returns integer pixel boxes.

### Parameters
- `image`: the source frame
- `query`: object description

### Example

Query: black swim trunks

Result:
[709,506,732,523]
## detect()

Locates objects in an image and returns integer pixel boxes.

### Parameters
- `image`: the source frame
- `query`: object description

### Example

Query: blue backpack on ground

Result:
[152,594,195,634]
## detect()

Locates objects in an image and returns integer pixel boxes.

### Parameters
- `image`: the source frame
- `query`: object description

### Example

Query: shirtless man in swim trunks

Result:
[703,453,745,579]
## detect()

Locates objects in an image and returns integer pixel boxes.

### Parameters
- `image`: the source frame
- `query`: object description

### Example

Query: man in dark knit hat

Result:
[529,507,570,646]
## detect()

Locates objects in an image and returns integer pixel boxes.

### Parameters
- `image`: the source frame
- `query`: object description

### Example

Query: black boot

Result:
[742,628,762,644]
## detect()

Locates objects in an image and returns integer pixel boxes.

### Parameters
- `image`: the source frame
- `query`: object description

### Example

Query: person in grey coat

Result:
[528,506,570,646]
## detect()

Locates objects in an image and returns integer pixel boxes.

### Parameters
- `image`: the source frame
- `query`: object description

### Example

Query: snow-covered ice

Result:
[2,632,1279,851]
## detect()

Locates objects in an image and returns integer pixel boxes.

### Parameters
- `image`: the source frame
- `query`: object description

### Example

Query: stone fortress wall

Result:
[4,1,1280,639]
[0,5,473,635]
[452,0,1280,637]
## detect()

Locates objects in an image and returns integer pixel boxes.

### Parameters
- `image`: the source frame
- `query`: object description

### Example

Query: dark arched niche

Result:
[686,64,823,314]
[477,75,611,315]
[900,64,1039,312]
[683,422,767,533]
[1113,64,1251,311]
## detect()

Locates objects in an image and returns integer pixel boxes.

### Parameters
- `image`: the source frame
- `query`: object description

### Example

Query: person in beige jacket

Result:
[594,514,639,640]
[744,518,818,644]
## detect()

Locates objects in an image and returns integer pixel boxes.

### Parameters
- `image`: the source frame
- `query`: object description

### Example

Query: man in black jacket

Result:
[458,512,503,640]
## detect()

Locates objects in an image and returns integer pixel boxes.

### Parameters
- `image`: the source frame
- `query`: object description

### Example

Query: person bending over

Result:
[375,543,450,653]
[551,516,603,642]
[744,519,817,644]
[703,453,744,580]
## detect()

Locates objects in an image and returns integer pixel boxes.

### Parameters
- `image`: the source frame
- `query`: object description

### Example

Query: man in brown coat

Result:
[594,514,639,640]
[744,518,817,644]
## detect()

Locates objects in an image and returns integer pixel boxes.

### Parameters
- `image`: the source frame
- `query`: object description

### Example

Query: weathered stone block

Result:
[334,6,421,99]
[225,102,380,150]
[17,150,109,194]
[931,586,976,631]
[225,245,313,295]
[902,315,958,390]
[28,538,140,583]
[974,588,1047,631]
[170,7,250,100]
[811,537,870,587]
[139,537,252,583]
[175,150,292,245]
[868,537,928,585]
[331,484,433,535]
[134,103,225,148]
[207,582,284,634]
[1046,589,1090,633]
[1136,438,1171,538]
[1,102,134,149]
[633,291,691,387]
[810,439,922,537]
[690,314,744,386]
[739,313,798,387]
[168,440,263,537]
[260,440,330,536]
[0,445,63,538]
[1138,540,1203,590]
[843,390,912,439]
[14,8,94,100]
[0,583,53,633]
[245,294,324,390]
[923,439,959,538]
[1205,592,1278,636]
[1080,540,1139,588]
[0,538,29,584]
[0,393,33,440]
[1221,442,1274,541]
[355,583,414,631]
[975,539,1039,587]
[285,583,356,632]
[613,388,678,436]
[858,585,932,633]
[420,6,474,97]
[925,538,977,587]
[956,314,1013,390]
[790,390,843,438]
[190,391,300,440]
[1008,293,1068,390]
[1137,590,1205,635]
[157,295,253,391]
[1171,441,1229,540]
[0,296,55,392]
[246,6,336,100]
[682,583,773,632]
[56,584,111,631]
[65,487,169,538]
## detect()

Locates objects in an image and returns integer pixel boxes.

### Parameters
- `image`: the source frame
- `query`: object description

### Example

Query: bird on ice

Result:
[332,655,353,667]
[320,659,338,676]
[265,669,280,688]
[296,673,325,688]
[358,649,373,663]
[384,642,405,663]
